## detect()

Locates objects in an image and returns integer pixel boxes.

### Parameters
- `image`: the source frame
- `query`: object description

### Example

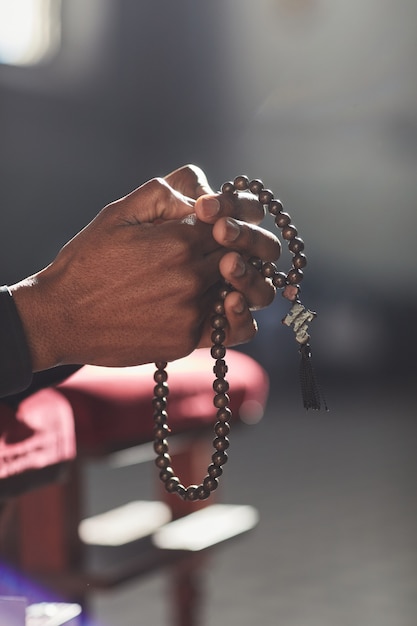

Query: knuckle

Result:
[181,309,201,349]
[185,269,204,295]
[145,177,171,199]
[182,164,203,184]
[169,233,192,263]
[168,246,203,294]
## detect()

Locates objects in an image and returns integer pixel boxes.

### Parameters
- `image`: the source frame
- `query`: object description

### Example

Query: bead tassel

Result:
[299,343,328,411]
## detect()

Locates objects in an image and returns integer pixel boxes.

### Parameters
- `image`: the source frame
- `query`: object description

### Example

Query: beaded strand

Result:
[152,175,322,501]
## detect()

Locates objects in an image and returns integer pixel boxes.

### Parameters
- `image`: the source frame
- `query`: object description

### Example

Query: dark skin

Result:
[10,165,280,371]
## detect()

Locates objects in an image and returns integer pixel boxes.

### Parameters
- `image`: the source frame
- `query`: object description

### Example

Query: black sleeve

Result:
[0,285,33,398]
[0,285,83,406]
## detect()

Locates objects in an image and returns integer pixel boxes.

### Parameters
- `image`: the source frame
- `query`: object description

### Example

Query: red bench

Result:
[0,349,269,626]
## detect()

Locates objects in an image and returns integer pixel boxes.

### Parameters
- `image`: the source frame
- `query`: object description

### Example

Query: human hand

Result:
[165,164,280,308]
[10,171,280,371]
[164,165,281,346]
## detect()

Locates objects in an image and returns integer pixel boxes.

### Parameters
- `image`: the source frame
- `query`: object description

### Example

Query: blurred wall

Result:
[1,0,416,387]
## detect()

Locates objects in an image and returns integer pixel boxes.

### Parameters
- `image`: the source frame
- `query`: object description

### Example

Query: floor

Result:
[84,379,417,626]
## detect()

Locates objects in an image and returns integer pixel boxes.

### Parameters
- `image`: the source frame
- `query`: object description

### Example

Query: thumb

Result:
[164,164,214,198]
[110,177,196,224]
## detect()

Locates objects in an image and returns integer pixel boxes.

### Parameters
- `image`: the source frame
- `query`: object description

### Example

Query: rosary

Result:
[152,175,327,501]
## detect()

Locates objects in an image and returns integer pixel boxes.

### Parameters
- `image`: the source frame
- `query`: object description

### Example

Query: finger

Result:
[223,291,258,346]
[110,177,196,223]
[196,291,257,350]
[212,217,281,262]
[164,164,214,199]
[220,252,276,310]
[195,191,265,225]
[172,216,224,258]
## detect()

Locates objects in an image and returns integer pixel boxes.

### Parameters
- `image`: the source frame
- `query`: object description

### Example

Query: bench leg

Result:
[169,553,207,626]
[16,463,82,578]
[1,464,85,607]
[158,435,214,626]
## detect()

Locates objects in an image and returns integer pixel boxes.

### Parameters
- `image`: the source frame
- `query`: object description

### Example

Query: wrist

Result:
[9,274,63,372]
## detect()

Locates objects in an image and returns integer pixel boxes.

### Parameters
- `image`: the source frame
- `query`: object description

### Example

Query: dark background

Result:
[1,2,416,624]
[1,0,416,389]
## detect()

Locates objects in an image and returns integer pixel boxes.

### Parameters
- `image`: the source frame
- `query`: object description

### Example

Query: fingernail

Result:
[232,294,246,314]
[200,197,220,218]
[232,255,246,277]
[224,218,240,241]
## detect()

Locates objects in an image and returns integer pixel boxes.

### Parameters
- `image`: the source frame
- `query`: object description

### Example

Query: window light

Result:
[0,0,61,66]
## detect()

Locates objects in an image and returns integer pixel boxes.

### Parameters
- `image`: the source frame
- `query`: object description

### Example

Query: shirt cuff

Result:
[0,285,33,398]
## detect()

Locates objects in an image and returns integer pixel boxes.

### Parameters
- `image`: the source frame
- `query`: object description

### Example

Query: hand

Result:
[165,164,280,309]
[10,177,219,370]
[10,167,281,371]
[165,165,281,346]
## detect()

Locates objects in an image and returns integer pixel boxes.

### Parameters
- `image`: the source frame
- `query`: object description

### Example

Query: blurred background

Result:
[1,0,416,624]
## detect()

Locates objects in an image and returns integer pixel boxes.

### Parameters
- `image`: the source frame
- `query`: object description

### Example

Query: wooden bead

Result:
[282,224,298,240]
[214,421,230,437]
[217,407,232,422]
[213,359,228,377]
[287,268,304,284]
[165,477,180,493]
[153,410,167,425]
[248,256,263,271]
[219,286,232,300]
[234,175,249,190]
[269,199,283,215]
[154,424,170,439]
[275,212,291,228]
[211,345,226,359]
[213,301,225,315]
[155,361,167,370]
[185,485,200,501]
[196,485,210,500]
[288,237,305,253]
[212,451,228,466]
[221,181,235,194]
[155,453,171,469]
[293,253,307,269]
[208,463,223,478]
[272,272,287,289]
[259,189,273,205]
[176,484,187,500]
[203,476,219,492]
[249,179,263,195]
[154,369,168,383]
[262,262,277,278]
[211,329,226,345]
[211,314,227,329]
[214,393,230,408]
[213,378,229,393]
[152,397,167,411]
[159,467,174,482]
[154,382,169,398]
[213,436,230,451]
[153,439,168,454]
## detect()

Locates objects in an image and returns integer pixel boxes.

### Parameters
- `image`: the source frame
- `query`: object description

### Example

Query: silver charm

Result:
[282,302,316,345]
